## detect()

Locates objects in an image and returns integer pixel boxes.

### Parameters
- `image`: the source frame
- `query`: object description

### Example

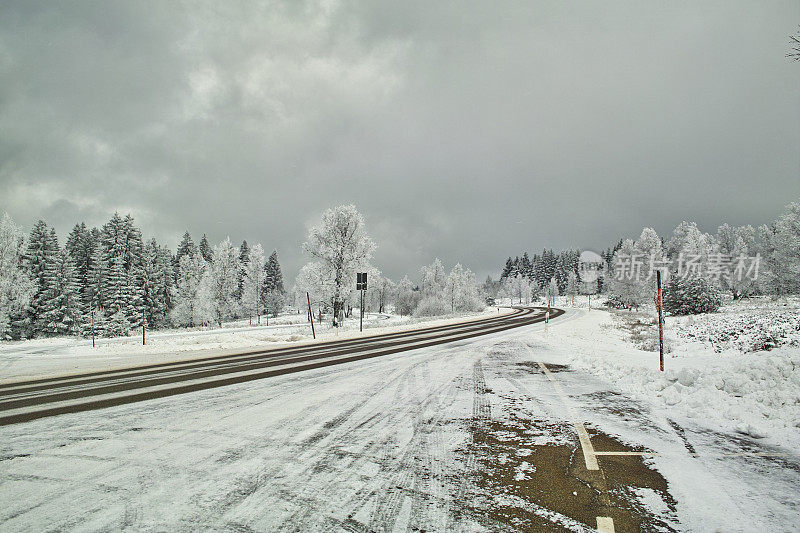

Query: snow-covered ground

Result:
[560,299,800,445]
[0,308,509,382]
[1,303,798,531]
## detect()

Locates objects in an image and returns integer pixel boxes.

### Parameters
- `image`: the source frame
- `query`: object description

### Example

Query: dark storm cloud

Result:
[1,0,798,281]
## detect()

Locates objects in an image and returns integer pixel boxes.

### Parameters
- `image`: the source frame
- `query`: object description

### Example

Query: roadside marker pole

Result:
[656,270,664,371]
[142,311,145,345]
[306,292,316,339]
[91,309,95,348]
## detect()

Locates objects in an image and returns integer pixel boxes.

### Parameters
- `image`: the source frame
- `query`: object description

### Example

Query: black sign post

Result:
[357,273,367,332]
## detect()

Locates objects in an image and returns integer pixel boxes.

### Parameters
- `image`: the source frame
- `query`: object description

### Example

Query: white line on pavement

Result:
[596,516,615,532]
[537,361,599,470]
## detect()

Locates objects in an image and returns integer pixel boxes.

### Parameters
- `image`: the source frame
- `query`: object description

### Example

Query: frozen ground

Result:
[0,308,506,382]
[1,305,798,531]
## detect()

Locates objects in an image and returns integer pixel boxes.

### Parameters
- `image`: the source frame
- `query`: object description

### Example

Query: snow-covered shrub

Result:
[663,276,722,315]
[604,294,627,309]
[674,309,800,353]
[413,296,450,317]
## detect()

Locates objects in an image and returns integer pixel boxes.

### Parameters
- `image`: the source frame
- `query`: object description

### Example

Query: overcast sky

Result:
[1,1,798,281]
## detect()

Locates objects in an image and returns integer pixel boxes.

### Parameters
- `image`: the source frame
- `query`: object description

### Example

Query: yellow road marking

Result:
[597,516,615,532]
[537,361,598,470]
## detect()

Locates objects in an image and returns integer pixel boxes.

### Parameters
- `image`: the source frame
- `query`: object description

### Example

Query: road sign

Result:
[357,272,367,291]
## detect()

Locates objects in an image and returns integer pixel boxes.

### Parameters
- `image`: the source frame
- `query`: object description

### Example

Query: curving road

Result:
[0,306,564,426]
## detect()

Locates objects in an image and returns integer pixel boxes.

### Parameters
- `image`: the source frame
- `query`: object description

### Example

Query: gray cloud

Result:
[1,0,798,281]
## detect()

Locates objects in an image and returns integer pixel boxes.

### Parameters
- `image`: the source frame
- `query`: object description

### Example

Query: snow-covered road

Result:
[1,311,798,532]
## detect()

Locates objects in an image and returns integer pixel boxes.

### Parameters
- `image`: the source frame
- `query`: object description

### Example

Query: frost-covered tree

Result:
[666,221,713,264]
[758,201,800,296]
[443,264,483,312]
[373,273,395,313]
[715,223,757,299]
[203,237,239,326]
[481,276,501,304]
[0,213,35,338]
[566,270,579,305]
[241,243,265,323]
[547,277,560,305]
[420,258,446,298]
[263,288,285,318]
[635,227,665,265]
[502,273,532,304]
[302,205,376,326]
[607,239,642,309]
[171,253,208,327]
[294,261,334,313]
[394,275,418,315]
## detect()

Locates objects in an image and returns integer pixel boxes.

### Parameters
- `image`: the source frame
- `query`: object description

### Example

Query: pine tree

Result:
[65,222,95,312]
[24,220,59,337]
[663,276,722,315]
[176,231,197,263]
[263,250,285,293]
[501,257,514,279]
[141,238,172,329]
[87,240,105,311]
[39,250,80,336]
[236,240,250,305]
[199,234,213,263]
[99,213,144,330]
[80,306,106,339]
[521,253,532,279]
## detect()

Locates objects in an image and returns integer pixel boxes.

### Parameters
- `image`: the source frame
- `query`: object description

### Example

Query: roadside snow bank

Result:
[542,309,800,447]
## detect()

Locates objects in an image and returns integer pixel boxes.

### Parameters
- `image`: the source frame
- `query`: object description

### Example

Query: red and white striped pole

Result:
[656,271,664,371]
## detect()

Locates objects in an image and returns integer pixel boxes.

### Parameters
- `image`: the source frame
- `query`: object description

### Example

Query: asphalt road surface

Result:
[0,307,562,427]
[3,308,794,531]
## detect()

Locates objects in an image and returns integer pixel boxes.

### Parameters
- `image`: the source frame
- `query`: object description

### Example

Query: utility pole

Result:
[656,270,665,371]
[306,292,316,339]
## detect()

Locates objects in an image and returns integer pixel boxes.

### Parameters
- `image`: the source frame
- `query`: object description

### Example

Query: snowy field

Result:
[0,308,508,382]
[1,303,799,531]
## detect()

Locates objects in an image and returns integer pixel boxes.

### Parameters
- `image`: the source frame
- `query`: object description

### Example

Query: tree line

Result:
[0,212,285,339]
[496,200,800,311]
